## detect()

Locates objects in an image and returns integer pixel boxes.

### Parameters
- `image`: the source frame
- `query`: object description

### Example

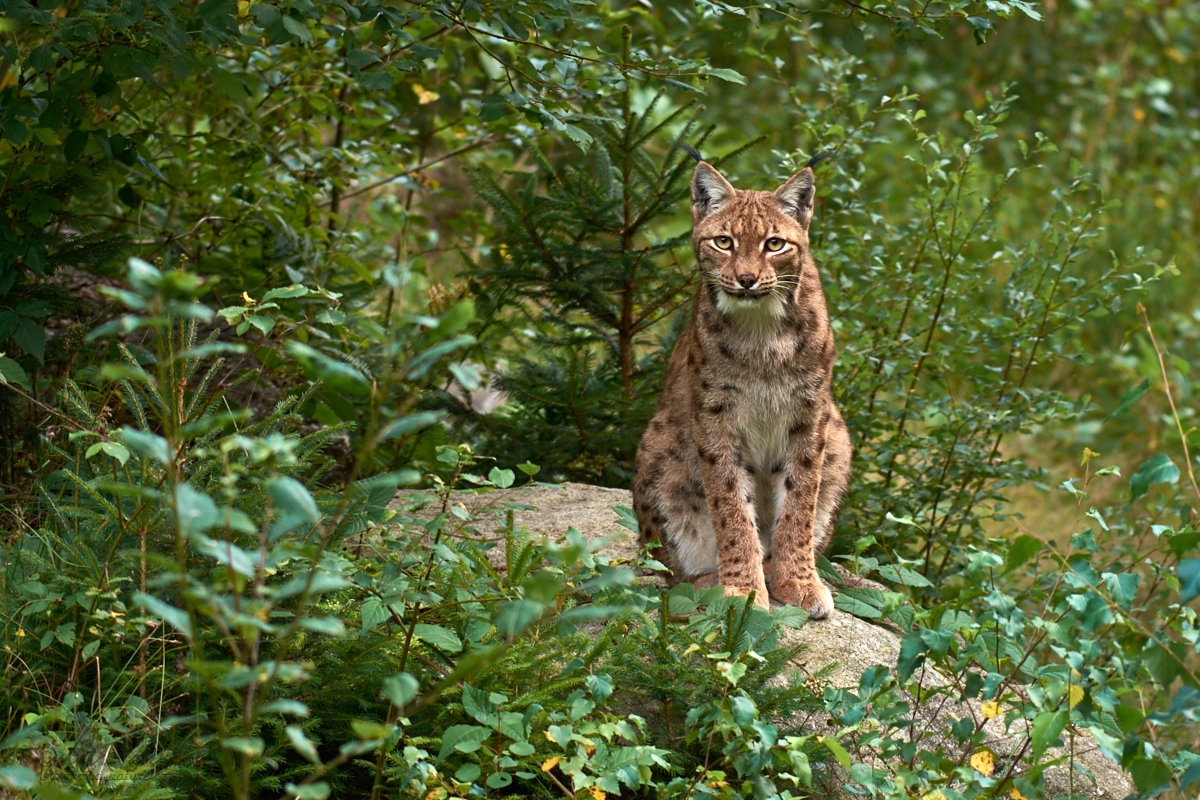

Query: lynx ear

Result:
[692,162,735,222]
[774,167,816,228]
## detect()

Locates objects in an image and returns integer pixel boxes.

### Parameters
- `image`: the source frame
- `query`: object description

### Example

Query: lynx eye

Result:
[765,237,786,252]
[712,235,733,250]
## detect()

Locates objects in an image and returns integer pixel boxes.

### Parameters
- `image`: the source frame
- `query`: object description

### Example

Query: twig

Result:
[1139,303,1200,505]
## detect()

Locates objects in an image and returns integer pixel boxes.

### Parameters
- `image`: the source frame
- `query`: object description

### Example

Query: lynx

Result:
[631,154,851,619]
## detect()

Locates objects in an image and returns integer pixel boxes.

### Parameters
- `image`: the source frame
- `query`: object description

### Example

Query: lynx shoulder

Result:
[631,156,851,618]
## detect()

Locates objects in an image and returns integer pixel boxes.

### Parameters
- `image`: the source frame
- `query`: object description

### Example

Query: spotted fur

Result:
[631,159,852,618]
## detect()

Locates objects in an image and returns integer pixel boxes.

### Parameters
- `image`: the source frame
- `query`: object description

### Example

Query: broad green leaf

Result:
[222,736,265,756]
[1179,558,1200,604]
[133,593,193,640]
[286,725,321,764]
[175,483,219,538]
[382,673,419,708]
[488,467,515,489]
[1004,534,1043,573]
[285,342,370,394]
[1130,454,1180,502]
[0,765,38,790]
[1029,709,1068,759]
[437,725,490,761]
[1108,378,1150,420]
[377,411,445,443]
[285,782,330,800]
[707,67,747,85]
[413,623,462,653]
[0,356,30,390]
[119,428,171,464]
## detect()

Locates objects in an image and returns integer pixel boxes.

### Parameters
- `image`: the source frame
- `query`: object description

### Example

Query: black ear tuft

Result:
[805,150,835,170]
[678,142,703,163]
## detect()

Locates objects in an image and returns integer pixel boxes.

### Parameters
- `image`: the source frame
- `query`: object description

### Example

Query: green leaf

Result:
[281,14,312,42]
[488,467,515,489]
[383,673,419,708]
[1129,756,1173,794]
[1029,709,1068,759]
[1130,453,1180,502]
[377,411,445,443]
[286,725,321,765]
[485,772,512,789]
[269,476,322,538]
[285,342,370,394]
[222,736,265,756]
[0,766,37,790]
[455,763,481,783]
[834,587,884,619]
[262,284,310,302]
[0,356,31,390]
[360,597,389,631]
[1005,534,1043,572]
[406,334,475,381]
[706,67,747,85]
[1108,378,1150,420]
[413,623,462,653]
[175,483,219,538]
[437,725,490,761]
[14,317,45,363]
[818,736,852,771]
[1179,558,1200,604]
[133,593,193,640]
[285,783,330,800]
[841,23,866,57]
[119,428,171,464]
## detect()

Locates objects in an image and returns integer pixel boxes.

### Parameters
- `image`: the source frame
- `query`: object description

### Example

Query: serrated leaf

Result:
[0,355,30,389]
[413,623,462,652]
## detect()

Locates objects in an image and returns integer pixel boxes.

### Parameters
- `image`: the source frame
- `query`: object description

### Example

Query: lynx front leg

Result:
[694,429,770,609]
[770,415,834,618]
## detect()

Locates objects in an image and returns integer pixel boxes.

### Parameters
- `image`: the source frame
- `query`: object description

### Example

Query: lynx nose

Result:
[737,273,757,290]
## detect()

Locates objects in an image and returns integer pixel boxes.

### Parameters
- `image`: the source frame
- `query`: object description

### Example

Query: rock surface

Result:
[394,482,1133,799]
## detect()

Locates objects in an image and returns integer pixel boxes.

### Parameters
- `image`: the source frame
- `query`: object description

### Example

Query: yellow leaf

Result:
[981,700,1001,719]
[543,730,555,742]
[237,0,250,16]
[1010,788,1031,800]
[1081,447,1100,466]
[412,84,440,105]
[922,792,946,800]
[970,750,995,777]
[242,291,254,304]
[1068,684,1084,709]
[586,787,605,800]
[541,756,560,772]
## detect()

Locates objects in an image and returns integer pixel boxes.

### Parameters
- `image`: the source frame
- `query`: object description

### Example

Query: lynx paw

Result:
[722,584,771,610]
[771,578,834,619]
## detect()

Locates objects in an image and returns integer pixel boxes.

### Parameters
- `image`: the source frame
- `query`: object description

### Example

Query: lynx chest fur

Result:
[631,156,851,618]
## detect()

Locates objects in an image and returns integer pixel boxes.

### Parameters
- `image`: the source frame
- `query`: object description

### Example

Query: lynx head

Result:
[690,161,816,317]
